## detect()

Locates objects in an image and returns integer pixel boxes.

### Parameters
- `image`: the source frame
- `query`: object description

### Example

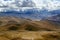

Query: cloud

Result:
[0,0,60,15]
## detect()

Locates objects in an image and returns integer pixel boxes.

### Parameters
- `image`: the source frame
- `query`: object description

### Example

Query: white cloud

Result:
[32,0,60,10]
[0,0,60,12]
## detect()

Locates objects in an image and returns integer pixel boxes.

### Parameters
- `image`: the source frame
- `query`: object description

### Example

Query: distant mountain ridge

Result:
[0,9,60,21]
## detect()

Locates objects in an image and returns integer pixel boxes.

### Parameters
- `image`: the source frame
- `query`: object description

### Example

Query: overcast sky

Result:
[0,0,60,10]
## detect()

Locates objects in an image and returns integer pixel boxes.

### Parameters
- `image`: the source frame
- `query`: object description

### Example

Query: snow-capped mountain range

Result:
[0,8,60,21]
[0,0,60,21]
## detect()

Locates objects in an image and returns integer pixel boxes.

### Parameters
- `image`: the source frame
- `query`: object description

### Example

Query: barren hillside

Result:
[0,16,60,40]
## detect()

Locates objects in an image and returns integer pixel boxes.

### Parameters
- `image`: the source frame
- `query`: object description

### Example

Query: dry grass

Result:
[0,31,60,40]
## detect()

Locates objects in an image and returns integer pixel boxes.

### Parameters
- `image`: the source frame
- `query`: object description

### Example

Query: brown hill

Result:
[0,16,60,31]
[0,16,60,40]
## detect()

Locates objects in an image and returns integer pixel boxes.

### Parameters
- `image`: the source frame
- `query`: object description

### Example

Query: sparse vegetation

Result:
[8,26,19,31]
[0,21,2,25]
[42,33,60,40]
[25,25,39,31]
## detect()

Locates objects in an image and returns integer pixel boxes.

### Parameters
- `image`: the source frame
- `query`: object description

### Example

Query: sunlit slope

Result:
[0,31,60,40]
